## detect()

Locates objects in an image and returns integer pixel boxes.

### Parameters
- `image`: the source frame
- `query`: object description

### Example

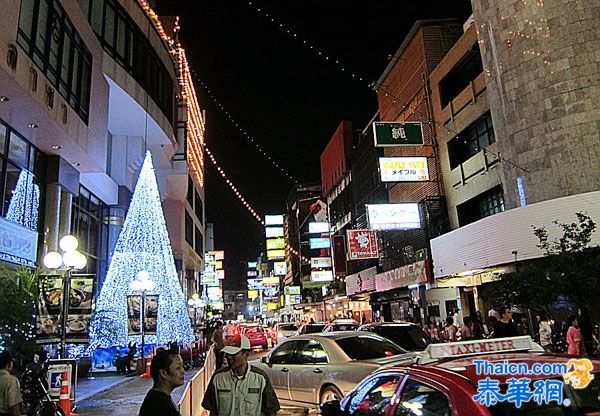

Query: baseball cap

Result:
[222,335,251,355]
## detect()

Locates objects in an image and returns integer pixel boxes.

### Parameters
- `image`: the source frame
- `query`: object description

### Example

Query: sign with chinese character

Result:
[366,204,421,230]
[373,121,424,147]
[265,215,284,225]
[266,303,279,310]
[212,260,223,269]
[265,227,284,238]
[308,222,330,234]
[274,261,287,276]
[309,237,331,249]
[378,157,429,182]
[266,249,286,259]
[311,270,333,282]
[346,230,379,260]
[208,250,225,260]
[0,216,38,267]
[266,238,285,250]
[310,257,332,268]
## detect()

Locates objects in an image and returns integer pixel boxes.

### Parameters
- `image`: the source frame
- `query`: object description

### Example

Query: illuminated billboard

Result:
[310,257,332,268]
[265,215,284,225]
[247,270,258,277]
[207,286,223,302]
[208,250,225,260]
[263,276,279,285]
[308,222,330,234]
[311,270,334,282]
[247,290,258,300]
[346,230,379,260]
[366,203,421,230]
[266,249,286,259]
[216,269,225,280]
[212,260,223,269]
[266,238,285,250]
[247,262,258,269]
[266,303,279,310]
[265,227,284,238]
[378,157,429,182]
[310,238,331,249]
[274,261,287,276]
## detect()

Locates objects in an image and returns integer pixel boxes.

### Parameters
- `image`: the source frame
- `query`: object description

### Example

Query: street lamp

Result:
[130,270,155,375]
[43,235,88,358]
[187,293,203,329]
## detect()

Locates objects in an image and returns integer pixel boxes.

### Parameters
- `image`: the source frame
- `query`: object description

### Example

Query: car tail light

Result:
[384,350,393,357]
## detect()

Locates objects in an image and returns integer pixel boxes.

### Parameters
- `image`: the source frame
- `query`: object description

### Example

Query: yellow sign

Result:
[212,260,223,269]
[267,249,286,259]
[267,303,279,310]
[263,276,279,285]
[247,290,258,300]
[266,238,285,250]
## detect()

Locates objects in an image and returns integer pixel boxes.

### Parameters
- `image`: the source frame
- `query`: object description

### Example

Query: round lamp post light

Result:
[130,270,155,375]
[42,235,88,358]
[188,293,204,328]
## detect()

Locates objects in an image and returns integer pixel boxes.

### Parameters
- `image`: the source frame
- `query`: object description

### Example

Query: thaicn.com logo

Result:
[472,358,594,408]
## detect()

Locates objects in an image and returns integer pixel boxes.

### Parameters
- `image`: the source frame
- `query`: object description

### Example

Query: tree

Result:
[90,151,194,348]
[480,212,600,317]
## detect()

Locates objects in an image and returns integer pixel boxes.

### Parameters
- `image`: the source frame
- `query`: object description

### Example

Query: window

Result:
[447,113,495,169]
[18,0,92,123]
[445,300,458,318]
[194,226,203,256]
[194,191,203,224]
[187,176,193,206]
[335,335,405,360]
[394,380,451,416]
[439,44,483,108]
[349,375,403,415]
[269,340,299,365]
[71,185,107,276]
[457,186,505,226]
[184,210,193,246]
[368,325,431,352]
[295,340,328,364]
[427,305,441,318]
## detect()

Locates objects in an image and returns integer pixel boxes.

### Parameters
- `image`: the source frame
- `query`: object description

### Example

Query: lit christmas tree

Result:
[90,151,194,348]
[6,170,40,230]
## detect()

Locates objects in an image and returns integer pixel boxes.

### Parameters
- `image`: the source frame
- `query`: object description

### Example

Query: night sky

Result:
[156,1,473,289]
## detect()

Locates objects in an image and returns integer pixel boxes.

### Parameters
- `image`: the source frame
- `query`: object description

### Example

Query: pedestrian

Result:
[202,335,280,416]
[0,351,23,416]
[25,352,43,378]
[578,307,594,356]
[452,308,461,328]
[517,316,530,336]
[471,315,483,340]
[566,316,584,356]
[536,313,553,352]
[423,316,436,337]
[460,317,473,341]
[139,349,185,416]
[211,321,225,369]
[493,307,518,338]
[444,316,458,342]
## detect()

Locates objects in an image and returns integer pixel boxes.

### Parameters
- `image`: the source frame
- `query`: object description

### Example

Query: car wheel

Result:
[320,385,343,404]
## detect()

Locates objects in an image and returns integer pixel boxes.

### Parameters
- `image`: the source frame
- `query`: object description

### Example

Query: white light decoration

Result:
[90,151,194,348]
[43,251,63,269]
[59,235,79,252]
[6,170,40,231]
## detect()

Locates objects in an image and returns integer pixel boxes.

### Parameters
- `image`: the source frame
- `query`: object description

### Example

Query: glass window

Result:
[194,226,202,256]
[0,123,7,155]
[34,0,50,56]
[90,0,103,34]
[2,163,18,218]
[116,13,126,60]
[18,0,36,43]
[370,326,431,352]
[349,375,403,415]
[8,132,29,168]
[269,340,299,365]
[335,335,405,360]
[187,176,193,206]
[242,326,262,334]
[295,340,328,364]
[447,113,496,169]
[48,10,63,83]
[194,191,203,223]
[395,380,451,416]
[185,210,193,246]
[103,3,115,47]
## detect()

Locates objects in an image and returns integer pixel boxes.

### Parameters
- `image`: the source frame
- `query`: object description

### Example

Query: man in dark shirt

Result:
[493,306,518,338]
[139,350,185,416]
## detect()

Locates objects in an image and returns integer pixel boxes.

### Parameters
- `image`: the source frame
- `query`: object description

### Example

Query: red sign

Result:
[346,230,379,260]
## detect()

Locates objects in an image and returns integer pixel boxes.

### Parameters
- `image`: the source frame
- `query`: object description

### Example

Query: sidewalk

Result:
[76,374,131,403]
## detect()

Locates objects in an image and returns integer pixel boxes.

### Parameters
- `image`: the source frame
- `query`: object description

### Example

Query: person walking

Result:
[211,321,225,369]
[139,349,185,416]
[0,351,23,416]
[460,317,473,341]
[536,313,553,352]
[566,316,584,356]
[202,335,280,416]
[493,307,518,338]
[444,317,458,342]
[578,307,594,356]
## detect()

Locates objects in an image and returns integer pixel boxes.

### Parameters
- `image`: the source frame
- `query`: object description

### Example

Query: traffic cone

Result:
[140,356,152,378]
[58,371,79,416]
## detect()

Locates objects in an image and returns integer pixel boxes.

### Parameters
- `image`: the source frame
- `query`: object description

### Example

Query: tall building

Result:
[0,0,205,298]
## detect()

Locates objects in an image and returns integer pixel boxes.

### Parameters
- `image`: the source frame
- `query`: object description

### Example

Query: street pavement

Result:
[75,349,309,415]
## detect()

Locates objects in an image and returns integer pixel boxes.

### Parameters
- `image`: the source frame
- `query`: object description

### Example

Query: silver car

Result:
[251,331,415,408]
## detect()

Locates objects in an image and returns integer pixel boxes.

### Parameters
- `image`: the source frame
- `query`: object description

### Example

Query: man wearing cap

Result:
[202,335,280,416]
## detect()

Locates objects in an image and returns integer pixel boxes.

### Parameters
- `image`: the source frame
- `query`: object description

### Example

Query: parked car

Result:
[274,323,298,343]
[358,322,431,351]
[297,322,327,335]
[239,323,269,350]
[251,331,415,408]
[323,319,359,332]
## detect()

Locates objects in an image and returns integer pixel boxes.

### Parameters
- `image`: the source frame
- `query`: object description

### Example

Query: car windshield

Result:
[335,335,405,360]
[330,324,358,331]
[278,325,297,331]
[302,324,326,334]
[371,325,431,351]
[242,326,260,333]
[489,378,600,415]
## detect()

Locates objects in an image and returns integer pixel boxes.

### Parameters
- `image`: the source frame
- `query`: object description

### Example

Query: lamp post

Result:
[130,270,154,376]
[187,293,203,329]
[43,235,88,359]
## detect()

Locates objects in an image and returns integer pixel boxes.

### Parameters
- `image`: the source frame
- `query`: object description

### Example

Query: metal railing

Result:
[179,346,217,416]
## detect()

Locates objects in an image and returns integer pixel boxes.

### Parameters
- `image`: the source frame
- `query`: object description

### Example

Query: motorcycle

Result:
[20,369,65,416]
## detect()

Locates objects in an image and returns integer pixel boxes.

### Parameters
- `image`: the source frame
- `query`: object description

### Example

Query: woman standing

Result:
[566,316,584,356]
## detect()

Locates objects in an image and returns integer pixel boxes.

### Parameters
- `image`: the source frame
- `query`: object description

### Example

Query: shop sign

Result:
[311,270,333,282]
[308,222,330,233]
[274,261,287,276]
[309,237,331,249]
[346,267,377,295]
[263,276,279,285]
[265,227,284,238]
[285,294,301,305]
[212,260,223,269]
[247,290,258,300]
[266,303,279,310]
[216,270,225,280]
[267,249,286,259]
[373,121,424,147]
[248,262,258,269]
[208,250,225,260]
[0,217,38,267]
[284,286,301,295]
[266,238,285,250]
[378,157,429,182]
[311,257,332,269]
[265,215,284,225]
[375,260,430,292]
[247,270,258,277]
[367,204,421,230]
[346,230,379,260]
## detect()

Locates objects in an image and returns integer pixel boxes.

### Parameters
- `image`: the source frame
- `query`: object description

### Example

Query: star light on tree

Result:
[90,151,194,348]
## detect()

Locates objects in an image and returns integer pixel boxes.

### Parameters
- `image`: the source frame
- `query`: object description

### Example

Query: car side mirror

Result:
[320,400,345,416]
[261,356,270,365]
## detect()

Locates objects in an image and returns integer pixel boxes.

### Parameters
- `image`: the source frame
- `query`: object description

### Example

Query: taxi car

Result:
[251,331,416,408]
[321,336,600,415]
[323,319,359,332]
[239,323,270,350]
